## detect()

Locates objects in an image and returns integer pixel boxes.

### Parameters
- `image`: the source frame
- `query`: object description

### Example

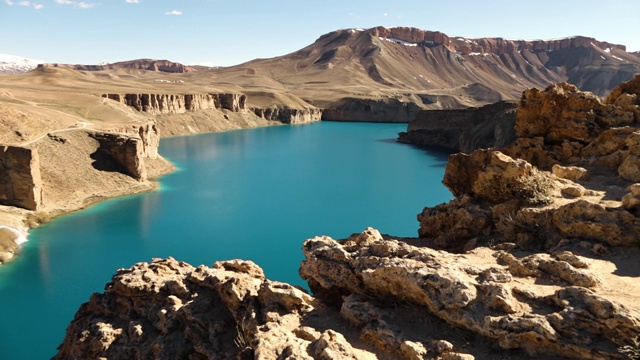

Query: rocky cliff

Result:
[253,106,323,124]
[102,93,248,115]
[370,26,626,55]
[322,97,422,123]
[0,145,43,210]
[398,101,517,152]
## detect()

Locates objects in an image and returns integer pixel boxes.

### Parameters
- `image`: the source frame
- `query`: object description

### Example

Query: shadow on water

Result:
[379,138,451,168]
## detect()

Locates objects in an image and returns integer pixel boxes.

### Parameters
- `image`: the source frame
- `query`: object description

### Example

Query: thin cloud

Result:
[18,1,30,6]
[125,0,139,3]
[33,3,43,8]
[4,0,14,5]
[165,10,182,15]
[76,1,98,8]
[54,0,99,8]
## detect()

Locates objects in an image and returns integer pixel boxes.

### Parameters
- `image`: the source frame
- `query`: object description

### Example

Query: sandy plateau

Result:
[1,26,640,359]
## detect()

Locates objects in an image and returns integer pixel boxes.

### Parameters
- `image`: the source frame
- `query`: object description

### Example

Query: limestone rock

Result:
[552,164,588,181]
[54,258,376,360]
[0,145,43,210]
[253,106,323,124]
[89,132,147,180]
[300,230,640,359]
[103,93,248,115]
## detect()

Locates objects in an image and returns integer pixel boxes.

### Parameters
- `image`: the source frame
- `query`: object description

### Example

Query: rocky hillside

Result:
[54,77,640,358]
[211,26,640,113]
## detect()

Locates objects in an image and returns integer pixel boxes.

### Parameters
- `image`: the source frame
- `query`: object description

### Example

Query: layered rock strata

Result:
[370,26,626,55]
[398,101,517,152]
[0,145,43,210]
[253,107,323,124]
[102,93,248,115]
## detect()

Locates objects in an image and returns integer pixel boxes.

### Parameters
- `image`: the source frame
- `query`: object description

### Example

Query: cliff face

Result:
[398,101,517,152]
[253,107,323,124]
[102,93,248,115]
[322,98,422,123]
[0,146,43,210]
[370,26,626,55]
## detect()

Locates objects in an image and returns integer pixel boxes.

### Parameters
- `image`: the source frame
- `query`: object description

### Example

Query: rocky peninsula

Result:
[53,76,640,359]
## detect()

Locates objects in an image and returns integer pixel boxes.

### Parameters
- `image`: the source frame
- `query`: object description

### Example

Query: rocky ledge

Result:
[55,76,640,359]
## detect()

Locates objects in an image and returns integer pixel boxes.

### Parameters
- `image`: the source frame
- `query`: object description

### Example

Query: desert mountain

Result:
[0,54,43,74]
[210,26,640,109]
[38,58,195,73]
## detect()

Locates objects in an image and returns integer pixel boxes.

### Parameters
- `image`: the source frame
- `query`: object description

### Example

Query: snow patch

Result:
[379,37,418,47]
[605,48,611,53]
[613,55,624,61]
[0,53,44,74]
[600,55,606,60]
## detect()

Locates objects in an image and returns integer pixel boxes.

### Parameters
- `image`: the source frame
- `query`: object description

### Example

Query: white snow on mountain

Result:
[0,54,44,74]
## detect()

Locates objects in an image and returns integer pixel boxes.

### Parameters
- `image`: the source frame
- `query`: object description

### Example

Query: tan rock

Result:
[0,145,43,210]
[552,164,588,181]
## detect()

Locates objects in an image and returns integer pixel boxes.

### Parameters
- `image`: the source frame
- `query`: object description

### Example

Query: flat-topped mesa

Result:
[370,26,626,55]
[38,59,195,73]
[102,93,248,115]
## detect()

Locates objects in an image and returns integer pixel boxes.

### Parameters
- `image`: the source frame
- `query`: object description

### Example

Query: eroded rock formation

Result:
[89,133,147,180]
[398,101,517,152]
[370,26,627,55]
[102,93,248,115]
[253,107,323,124]
[0,145,43,210]
[418,76,640,251]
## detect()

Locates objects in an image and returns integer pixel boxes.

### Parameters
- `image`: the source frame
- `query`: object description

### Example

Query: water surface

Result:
[0,122,451,359]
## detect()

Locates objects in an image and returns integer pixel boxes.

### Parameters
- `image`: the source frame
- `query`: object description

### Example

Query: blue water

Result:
[0,122,451,359]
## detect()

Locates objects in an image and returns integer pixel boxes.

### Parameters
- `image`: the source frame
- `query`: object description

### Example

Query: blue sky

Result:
[1,0,639,66]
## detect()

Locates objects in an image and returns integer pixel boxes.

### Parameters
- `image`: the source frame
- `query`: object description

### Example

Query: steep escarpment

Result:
[101,93,248,115]
[398,101,517,152]
[0,145,43,210]
[322,97,422,123]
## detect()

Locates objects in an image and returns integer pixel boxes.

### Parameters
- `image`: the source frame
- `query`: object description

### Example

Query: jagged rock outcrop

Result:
[417,75,640,252]
[323,97,422,123]
[397,101,517,152]
[0,145,43,210]
[54,258,389,359]
[300,229,640,359]
[55,230,640,359]
[102,93,247,115]
[39,59,195,73]
[253,107,323,124]
[370,26,626,55]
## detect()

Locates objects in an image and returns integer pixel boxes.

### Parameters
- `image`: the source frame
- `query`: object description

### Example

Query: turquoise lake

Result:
[0,122,452,359]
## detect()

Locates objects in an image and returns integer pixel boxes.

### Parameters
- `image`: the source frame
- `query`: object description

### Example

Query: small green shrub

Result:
[620,336,640,360]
